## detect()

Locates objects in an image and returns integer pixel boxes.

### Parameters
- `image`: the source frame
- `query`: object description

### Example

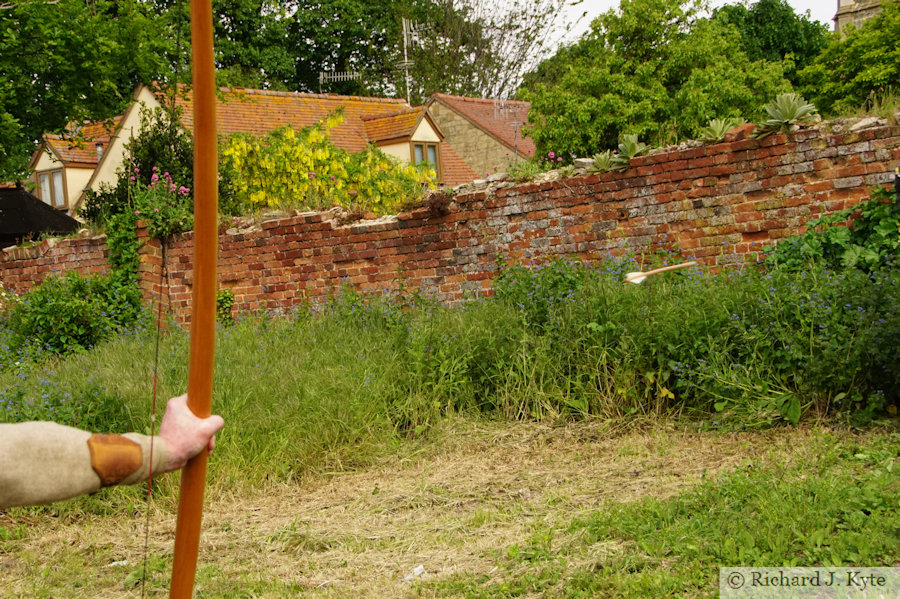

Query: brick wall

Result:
[2,123,898,323]
[0,234,111,290]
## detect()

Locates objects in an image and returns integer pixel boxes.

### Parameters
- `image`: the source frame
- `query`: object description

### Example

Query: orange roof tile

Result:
[167,86,411,153]
[362,107,423,143]
[440,144,479,187]
[44,118,121,166]
[431,94,535,157]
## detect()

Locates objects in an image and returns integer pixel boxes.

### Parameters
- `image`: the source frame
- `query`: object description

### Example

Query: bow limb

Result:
[169,0,218,596]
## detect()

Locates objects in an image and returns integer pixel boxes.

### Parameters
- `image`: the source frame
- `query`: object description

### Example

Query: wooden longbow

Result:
[168,0,218,596]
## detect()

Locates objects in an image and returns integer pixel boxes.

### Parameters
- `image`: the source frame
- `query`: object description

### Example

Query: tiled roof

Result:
[362,107,423,143]
[431,94,535,157]
[440,144,478,187]
[168,86,411,153]
[43,118,121,166]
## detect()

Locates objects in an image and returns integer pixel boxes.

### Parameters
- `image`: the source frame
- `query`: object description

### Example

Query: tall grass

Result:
[1,256,898,501]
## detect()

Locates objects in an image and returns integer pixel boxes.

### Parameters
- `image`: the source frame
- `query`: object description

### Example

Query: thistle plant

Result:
[618,134,649,160]
[754,93,820,138]
[697,117,745,142]
[589,150,628,173]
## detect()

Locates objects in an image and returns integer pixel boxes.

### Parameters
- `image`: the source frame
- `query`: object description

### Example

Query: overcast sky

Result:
[562,0,837,41]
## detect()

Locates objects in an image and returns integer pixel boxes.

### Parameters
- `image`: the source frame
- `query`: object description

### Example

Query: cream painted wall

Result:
[83,86,162,206]
[411,120,440,143]
[65,167,94,209]
[380,142,411,163]
[32,149,60,172]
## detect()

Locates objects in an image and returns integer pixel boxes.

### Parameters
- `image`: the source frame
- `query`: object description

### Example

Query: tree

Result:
[713,0,828,86]
[213,0,295,90]
[798,1,900,116]
[0,0,173,180]
[519,0,790,158]
[144,0,575,101]
[397,0,579,103]
[284,0,409,96]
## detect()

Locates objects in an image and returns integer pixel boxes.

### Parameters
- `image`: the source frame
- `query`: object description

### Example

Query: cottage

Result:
[31,84,486,215]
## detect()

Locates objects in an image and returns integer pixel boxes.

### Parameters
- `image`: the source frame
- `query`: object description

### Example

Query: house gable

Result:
[30,117,121,212]
[82,85,163,208]
[427,94,535,178]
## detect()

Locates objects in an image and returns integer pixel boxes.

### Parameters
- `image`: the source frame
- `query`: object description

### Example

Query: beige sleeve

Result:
[0,422,169,508]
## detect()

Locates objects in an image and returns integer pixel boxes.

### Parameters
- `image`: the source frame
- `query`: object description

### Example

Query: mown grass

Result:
[425,428,899,598]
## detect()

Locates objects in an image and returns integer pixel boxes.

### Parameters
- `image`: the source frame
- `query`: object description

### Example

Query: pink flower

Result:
[169,183,176,192]
[133,167,139,174]
[150,173,159,184]
[548,151,555,159]
[152,166,158,172]
[154,208,159,212]
[557,157,563,162]
[178,186,190,196]
[129,176,136,181]
[134,210,140,215]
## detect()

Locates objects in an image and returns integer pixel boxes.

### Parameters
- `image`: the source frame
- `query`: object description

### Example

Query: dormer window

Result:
[414,143,438,168]
[35,170,67,209]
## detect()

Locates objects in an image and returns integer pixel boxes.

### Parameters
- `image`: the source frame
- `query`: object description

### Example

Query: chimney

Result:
[96,143,103,160]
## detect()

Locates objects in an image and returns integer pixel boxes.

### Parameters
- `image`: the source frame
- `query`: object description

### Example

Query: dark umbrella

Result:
[0,184,80,249]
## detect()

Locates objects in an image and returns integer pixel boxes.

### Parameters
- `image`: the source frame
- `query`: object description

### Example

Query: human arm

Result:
[0,394,223,508]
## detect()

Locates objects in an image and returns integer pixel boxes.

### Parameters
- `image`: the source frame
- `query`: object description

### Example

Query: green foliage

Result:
[588,150,622,173]
[617,133,649,160]
[586,134,648,173]
[799,1,900,115]
[507,152,563,181]
[494,258,588,329]
[697,116,745,142]
[1,257,898,500]
[3,271,141,358]
[153,0,566,101]
[132,168,194,241]
[766,185,899,272]
[0,379,129,432]
[687,267,899,427]
[0,0,172,180]
[754,92,820,137]
[520,0,790,156]
[80,106,196,227]
[397,0,573,102]
[713,0,829,86]
[104,211,141,286]
[216,289,235,325]
[220,113,435,214]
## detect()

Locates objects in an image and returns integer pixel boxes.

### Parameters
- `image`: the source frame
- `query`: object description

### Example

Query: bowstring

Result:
[141,241,169,598]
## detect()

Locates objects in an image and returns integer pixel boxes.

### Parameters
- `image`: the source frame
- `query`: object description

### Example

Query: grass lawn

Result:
[1,418,897,598]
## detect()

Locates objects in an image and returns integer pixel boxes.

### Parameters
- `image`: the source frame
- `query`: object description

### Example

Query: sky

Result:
[562,0,837,41]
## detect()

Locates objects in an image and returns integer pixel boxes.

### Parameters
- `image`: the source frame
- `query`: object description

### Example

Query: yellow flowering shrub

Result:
[220,110,435,215]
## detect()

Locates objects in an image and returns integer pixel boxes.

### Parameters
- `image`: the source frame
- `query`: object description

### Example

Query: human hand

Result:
[158,394,225,473]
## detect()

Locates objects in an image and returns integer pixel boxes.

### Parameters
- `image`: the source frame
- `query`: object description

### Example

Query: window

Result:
[412,143,440,176]
[51,171,65,208]
[34,169,67,208]
[38,173,51,205]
